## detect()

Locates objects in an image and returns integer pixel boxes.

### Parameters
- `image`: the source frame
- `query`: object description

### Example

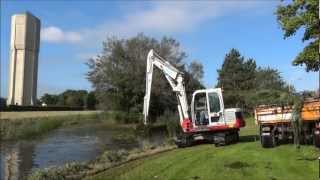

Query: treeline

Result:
[40,90,97,110]
[1,33,313,117]
[1,34,312,117]
[0,90,97,111]
[86,34,203,121]
[86,34,298,120]
[217,49,291,113]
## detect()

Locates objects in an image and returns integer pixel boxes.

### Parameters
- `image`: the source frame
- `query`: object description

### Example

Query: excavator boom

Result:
[143,49,189,125]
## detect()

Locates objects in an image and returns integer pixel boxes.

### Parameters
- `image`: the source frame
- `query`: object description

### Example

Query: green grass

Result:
[89,117,320,180]
[0,110,101,120]
[0,112,103,140]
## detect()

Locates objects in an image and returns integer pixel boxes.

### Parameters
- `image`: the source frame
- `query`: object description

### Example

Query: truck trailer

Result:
[255,98,320,148]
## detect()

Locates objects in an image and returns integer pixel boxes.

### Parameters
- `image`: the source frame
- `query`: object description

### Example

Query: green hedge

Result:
[1,105,84,112]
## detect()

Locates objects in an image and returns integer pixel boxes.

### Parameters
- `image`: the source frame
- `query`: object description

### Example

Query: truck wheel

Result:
[261,135,276,148]
[314,130,320,148]
[299,134,306,145]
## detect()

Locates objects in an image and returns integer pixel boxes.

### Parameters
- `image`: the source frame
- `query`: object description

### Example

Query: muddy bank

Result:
[28,144,176,180]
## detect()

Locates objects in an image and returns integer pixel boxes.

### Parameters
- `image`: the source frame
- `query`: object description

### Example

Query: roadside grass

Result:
[1,112,104,140]
[89,117,320,180]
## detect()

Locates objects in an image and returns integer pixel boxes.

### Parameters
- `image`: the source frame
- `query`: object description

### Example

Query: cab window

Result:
[195,93,207,110]
[194,92,209,125]
[208,92,221,113]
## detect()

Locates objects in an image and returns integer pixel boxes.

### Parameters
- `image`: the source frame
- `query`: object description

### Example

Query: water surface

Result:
[0,122,167,180]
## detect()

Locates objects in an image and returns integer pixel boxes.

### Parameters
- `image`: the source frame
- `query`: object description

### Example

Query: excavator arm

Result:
[143,49,190,129]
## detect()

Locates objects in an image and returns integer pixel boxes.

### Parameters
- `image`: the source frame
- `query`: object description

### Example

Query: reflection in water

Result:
[0,123,167,180]
[1,142,34,180]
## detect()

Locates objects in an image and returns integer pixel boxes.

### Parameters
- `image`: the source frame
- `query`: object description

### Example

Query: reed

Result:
[1,112,101,140]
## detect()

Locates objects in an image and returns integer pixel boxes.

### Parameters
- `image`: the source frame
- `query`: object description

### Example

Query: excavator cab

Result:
[191,88,225,129]
[194,92,209,126]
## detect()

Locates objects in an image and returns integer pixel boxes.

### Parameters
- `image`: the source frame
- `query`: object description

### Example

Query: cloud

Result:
[79,1,265,41]
[120,2,238,33]
[41,26,82,43]
[40,0,268,66]
[42,1,265,45]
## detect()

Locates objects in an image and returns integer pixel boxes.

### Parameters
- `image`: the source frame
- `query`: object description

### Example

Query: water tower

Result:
[7,12,40,106]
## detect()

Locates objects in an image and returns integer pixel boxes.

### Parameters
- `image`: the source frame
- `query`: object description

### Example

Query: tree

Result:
[249,67,290,107]
[41,90,90,107]
[276,0,319,71]
[188,61,204,82]
[217,49,256,91]
[255,67,286,91]
[0,97,6,109]
[86,34,203,120]
[301,90,316,98]
[217,49,256,108]
[86,91,97,110]
[40,93,59,105]
[61,90,88,107]
[217,49,289,112]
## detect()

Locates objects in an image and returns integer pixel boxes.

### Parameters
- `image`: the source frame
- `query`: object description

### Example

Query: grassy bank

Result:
[89,117,320,180]
[0,111,103,140]
[0,110,101,120]
[90,143,319,180]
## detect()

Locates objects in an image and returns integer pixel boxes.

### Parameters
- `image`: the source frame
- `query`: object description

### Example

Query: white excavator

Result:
[143,49,245,147]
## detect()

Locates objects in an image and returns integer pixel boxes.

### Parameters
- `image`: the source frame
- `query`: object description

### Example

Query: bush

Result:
[110,111,142,124]
[100,150,129,163]
[1,114,101,140]
[1,105,84,112]
[156,110,180,138]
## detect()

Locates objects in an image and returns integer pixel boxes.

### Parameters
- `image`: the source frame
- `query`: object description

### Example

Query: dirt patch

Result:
[264,162,272,170]
[224,161,251,169]
[297,157,318,161]
[191,175,201,180]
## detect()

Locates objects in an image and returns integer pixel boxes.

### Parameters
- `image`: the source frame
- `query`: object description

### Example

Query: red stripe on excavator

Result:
[184,125,235,133]
[235,118,246,128]
[181,118,193,132]
[182,118,245,133]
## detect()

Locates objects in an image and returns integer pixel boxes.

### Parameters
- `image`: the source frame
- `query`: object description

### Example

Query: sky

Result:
[0,0,318,98]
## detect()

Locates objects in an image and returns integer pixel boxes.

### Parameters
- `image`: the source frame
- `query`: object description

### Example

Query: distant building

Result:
[7,12,40,106]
